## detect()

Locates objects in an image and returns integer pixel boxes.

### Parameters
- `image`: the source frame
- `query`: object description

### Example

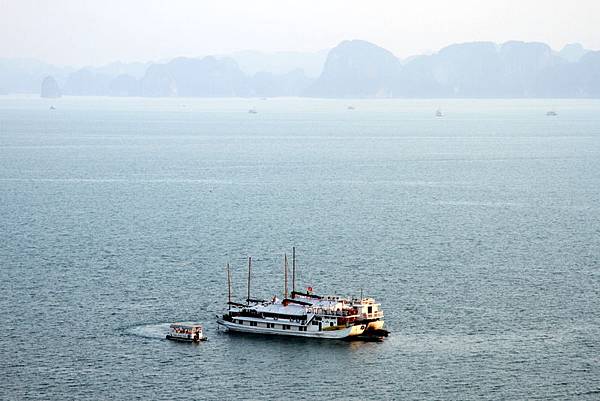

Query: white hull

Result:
[217,319,365,339]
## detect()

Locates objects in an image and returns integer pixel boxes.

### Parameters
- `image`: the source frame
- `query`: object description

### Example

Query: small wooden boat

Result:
[166,323,207,342]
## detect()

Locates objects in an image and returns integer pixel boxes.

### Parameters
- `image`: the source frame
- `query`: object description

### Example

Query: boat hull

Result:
[366,320,385,331]
[166,335,207,343]
[217,319,365,339]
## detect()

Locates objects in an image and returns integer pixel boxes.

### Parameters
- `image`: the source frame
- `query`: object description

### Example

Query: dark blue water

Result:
[1,97,599,400]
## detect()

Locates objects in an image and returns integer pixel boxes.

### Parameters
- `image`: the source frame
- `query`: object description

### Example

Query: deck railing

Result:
[362,311,384,319]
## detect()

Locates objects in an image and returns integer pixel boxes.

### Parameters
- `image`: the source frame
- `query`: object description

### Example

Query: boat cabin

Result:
[353,298,384,320]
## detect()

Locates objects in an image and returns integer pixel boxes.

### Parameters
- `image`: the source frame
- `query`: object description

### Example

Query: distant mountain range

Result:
[311,40,599,98]
[2,40,599,98]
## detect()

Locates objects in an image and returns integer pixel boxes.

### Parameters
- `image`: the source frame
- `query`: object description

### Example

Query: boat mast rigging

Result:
[226,262,232,310]
[284,253,288,299]
[292,246,296,296]
[247,256,251,305]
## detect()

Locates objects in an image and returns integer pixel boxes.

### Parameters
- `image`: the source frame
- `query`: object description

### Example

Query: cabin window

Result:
[238,320,243,325]
[312,320,318,325]
[250,321,257,327]
[330,322,334,327]
[368,306,372,314]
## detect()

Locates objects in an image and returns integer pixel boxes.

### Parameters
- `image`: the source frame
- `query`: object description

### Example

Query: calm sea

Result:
[1,96,599,400]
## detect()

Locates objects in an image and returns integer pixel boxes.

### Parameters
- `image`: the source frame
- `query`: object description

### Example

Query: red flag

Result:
[307,286,313,292]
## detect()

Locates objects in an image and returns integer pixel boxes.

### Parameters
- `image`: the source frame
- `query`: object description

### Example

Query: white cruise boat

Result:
[216,249,388,340]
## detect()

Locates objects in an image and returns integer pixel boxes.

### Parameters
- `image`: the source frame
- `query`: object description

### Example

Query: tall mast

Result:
[292,246,296,295]
[284,253,288,299]
[247,256,252,305]
[226,263,232,310]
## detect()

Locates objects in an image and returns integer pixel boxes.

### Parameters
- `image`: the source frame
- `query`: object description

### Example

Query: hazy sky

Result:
[2,0,599,66]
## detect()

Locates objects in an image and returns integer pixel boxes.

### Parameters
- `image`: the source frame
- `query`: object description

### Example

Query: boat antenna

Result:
[226,262,232,310]
[247,256,251,305]
[292,246,296,295]
[284,253,288,299]
[360,288,363,301]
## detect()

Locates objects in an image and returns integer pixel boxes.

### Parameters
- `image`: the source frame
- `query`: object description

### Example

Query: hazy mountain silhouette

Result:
[138,56,314,97]
[0,58,72,94]
[559,43,589,63]
[228,49,328,78]
[578,51,600,96]
[1,40,598,98]
[108,74,140,96]
[308,40,599,98]
[140,56,249,97]
[40,76,61,98]
[249,69,314,97]
[93,61,151,80]
[305,40,402,97]
[63,68,112,95]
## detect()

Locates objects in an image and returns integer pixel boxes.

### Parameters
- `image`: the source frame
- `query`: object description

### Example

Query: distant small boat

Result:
[546,110,558,116]
[166,323,207,342]
[248,109,258,114]
[435,109,443,117]
[347,106,355,110]
[49,106,56,110]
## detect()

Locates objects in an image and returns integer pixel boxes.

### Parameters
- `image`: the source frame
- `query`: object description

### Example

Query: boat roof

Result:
[253,302,306,316]
[305,298,342,309]
[238,298,343,315]
[170,322,203,328]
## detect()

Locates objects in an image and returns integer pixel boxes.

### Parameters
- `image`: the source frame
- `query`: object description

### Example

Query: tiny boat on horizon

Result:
[166,322,207,342]
[546,110,558,116]
[248,109,258,114]
[435,108,443,117]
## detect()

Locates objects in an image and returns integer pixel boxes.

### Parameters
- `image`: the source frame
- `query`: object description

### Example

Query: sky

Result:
[1,0,599,66]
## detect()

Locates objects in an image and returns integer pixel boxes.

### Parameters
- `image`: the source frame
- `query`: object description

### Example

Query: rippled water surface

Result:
[1,97,599,400]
